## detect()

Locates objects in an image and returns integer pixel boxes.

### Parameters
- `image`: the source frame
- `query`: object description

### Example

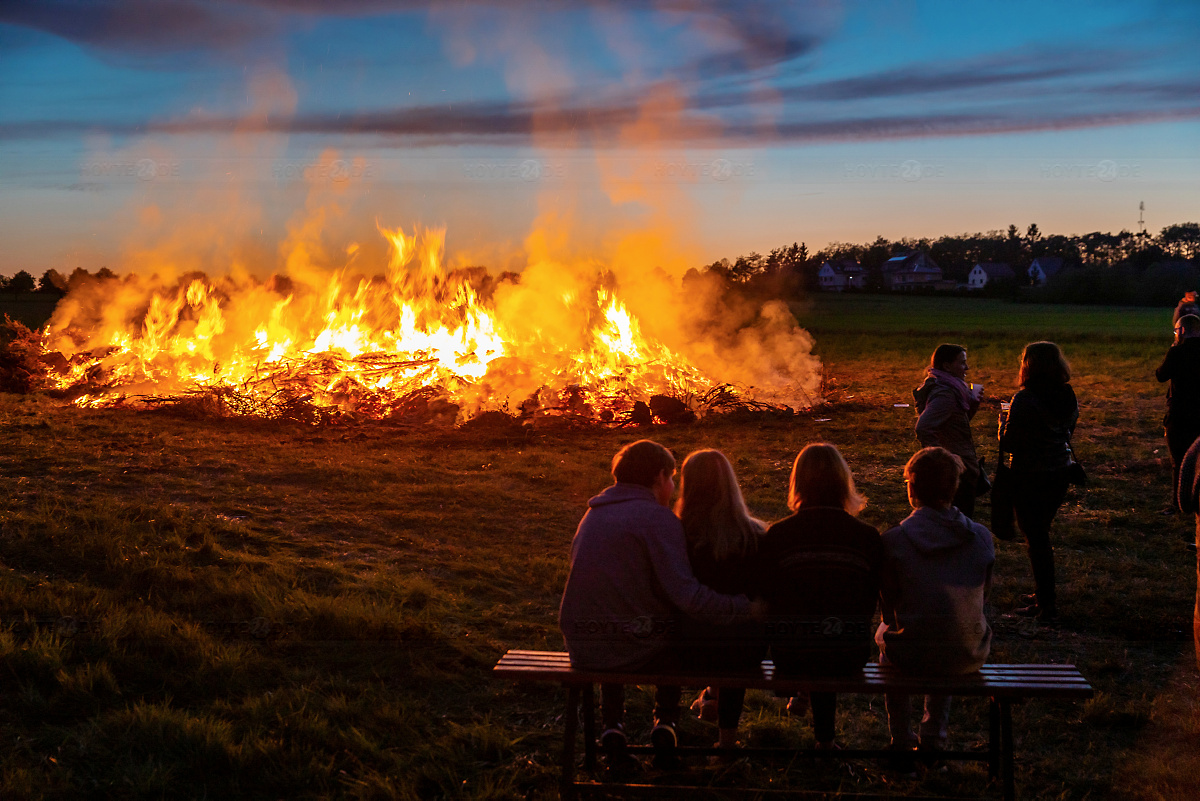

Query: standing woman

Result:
[999,342,1079,621]
[674,449,767,752]
[914,344,984,518]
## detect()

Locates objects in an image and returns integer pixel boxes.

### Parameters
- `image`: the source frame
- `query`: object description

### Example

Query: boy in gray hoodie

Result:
[876,447,994,757]
[559,439,756,767]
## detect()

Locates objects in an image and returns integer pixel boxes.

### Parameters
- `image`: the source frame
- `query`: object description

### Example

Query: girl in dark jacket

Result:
[998,342,1080,621]
[755,443,883,749]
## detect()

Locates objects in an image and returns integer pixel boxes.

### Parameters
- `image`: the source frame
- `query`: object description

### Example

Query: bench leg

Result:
[561,685,580,801]
[988,697,1000,781]
[1000,699,1015,801]
[582,683,597,773]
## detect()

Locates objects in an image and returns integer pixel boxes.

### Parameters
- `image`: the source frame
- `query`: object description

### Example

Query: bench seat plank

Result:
[494,651,1092,699]
[494,649,1093,801]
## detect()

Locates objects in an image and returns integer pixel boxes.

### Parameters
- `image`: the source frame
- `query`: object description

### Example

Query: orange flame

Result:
[43,223,729,422]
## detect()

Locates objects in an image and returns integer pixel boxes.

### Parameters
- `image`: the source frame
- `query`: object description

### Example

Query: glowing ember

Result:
[39,223,786,424]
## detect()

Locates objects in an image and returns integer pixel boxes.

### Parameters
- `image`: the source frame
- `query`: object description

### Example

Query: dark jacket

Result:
[914,377,981,480]
[1179,436,1200,516]
[679,531,767,673]
[998,383,1079,473]
[559,483,752,671]
[1156,337,1200,429]
[753,507,883,677]
[875,506,994,675]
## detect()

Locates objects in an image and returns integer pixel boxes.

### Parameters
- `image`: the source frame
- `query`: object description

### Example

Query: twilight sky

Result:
[1,0,1198,277]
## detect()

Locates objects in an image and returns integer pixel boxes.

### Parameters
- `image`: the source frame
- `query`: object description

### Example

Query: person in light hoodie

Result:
[559,439,757,770]
[875,447,994,764]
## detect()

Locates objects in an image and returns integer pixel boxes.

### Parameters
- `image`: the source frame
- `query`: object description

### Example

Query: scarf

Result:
[928,368,972,412]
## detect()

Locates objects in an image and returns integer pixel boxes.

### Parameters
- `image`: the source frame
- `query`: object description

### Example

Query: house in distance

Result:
[1028,256,1064,286]
[968,262,1016,289]
[817,259,866,291]
[882,252,950,291]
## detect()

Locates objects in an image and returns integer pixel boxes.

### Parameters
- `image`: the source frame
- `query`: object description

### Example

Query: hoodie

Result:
[875,505,994,675]
[558,482,752,671]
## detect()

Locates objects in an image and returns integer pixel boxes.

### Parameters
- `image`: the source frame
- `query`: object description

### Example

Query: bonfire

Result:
[26,224,820,426]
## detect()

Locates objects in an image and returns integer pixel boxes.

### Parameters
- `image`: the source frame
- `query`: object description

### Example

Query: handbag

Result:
[989,454,1017,541]
[1066,441,1088,486]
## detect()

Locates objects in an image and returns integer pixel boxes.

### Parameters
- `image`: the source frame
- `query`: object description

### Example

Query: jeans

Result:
[599,651,682,731]
[1194,523,1200,671]
[1013,468,1070,615]
[879,652,951,748]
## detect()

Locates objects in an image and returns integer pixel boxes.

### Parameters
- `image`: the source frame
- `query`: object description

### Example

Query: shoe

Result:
[600,727,639,774]
[1014,604,1057,622]
[786,691,811,718]
[918,740,948,773]
[690,688,719,723]
[887,744,918,778]
[651,722,681,770]
[1017,593,1038,605]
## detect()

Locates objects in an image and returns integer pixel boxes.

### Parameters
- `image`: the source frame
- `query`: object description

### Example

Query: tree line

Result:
[5,221,1199,306]
[691,222,1200,304]
[0,267,118,296]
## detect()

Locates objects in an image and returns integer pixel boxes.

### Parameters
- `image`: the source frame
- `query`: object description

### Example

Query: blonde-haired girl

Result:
[675,449,766,751]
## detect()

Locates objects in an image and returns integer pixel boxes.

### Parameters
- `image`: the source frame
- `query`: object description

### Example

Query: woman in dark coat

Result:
[914,344,984,518]
[998,342,1080,621]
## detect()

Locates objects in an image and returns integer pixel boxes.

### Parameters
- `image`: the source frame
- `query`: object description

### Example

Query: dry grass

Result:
[0,292,1194,798]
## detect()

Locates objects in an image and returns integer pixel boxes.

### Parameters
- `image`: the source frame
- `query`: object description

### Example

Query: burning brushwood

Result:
[29,223,820,425]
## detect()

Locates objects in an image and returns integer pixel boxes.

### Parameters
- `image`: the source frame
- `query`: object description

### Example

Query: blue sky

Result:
[1,0,1197,275]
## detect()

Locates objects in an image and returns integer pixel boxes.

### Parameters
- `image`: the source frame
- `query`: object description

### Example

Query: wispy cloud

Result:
[0,0,276,56]
[1,1,1196,148]
[4,89,1197,147]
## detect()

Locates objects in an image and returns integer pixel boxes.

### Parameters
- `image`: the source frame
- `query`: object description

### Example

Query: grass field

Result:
[1,292,1196,799]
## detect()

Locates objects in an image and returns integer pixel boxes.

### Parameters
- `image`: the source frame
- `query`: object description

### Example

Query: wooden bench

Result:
[494,649,1093,801]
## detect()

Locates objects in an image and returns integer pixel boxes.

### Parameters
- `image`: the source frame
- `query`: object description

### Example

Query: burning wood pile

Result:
[15,225,819,427]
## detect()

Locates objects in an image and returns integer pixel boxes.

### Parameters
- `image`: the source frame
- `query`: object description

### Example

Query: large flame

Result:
[42,223,737,423]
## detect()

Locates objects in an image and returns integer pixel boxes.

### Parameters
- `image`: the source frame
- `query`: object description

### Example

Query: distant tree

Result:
[38,269,68,294]
[729,252,765,282]
[704,257,732,281]
[7,270,36,294]
[1159,223,1200,260]
[95,267,118,281]
[67,267,93,292]
[861,235,893,274]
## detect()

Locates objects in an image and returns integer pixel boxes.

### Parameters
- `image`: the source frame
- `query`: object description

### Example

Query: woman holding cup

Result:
[914,344,985,518]
[998,342,1079,621]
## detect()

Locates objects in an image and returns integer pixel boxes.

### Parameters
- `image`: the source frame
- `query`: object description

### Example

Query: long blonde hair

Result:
[787,443,867,515]
[674,449,765,562]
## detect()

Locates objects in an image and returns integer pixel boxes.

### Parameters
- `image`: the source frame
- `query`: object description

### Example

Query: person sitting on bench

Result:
[674,449,768,752]
[876,446,994,763]
[755,442,883,749]
[558,439,757,769]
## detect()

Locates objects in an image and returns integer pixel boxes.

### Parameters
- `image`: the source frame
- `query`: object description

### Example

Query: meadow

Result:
[0,292,1196,799]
